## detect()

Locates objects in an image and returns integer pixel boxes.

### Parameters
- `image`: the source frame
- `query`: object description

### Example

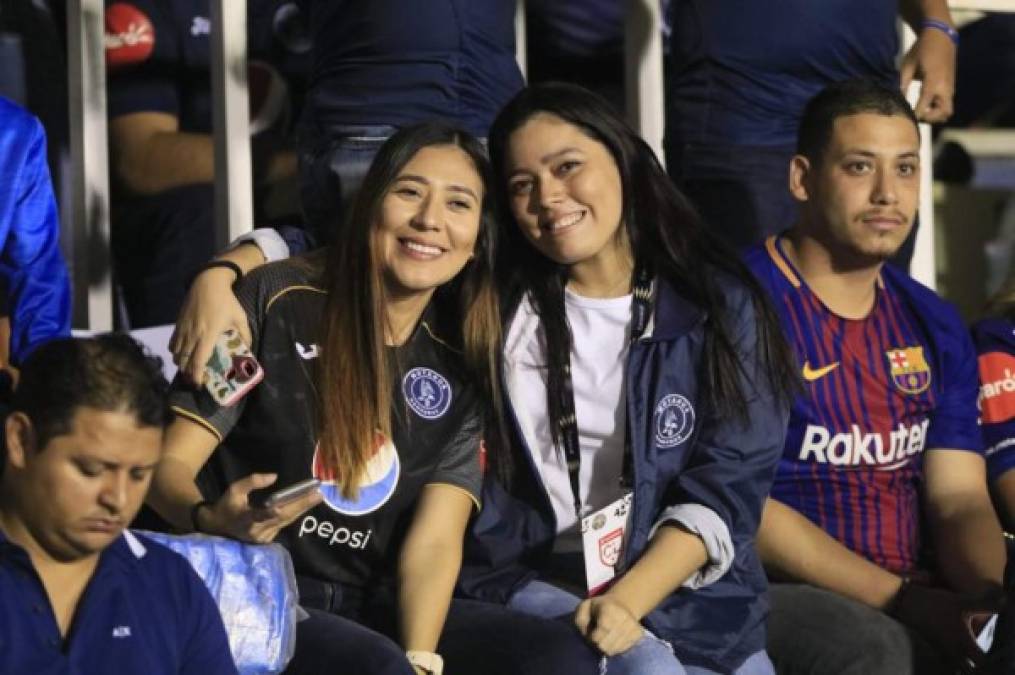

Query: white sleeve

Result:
[227,228,291,263]
[648,503,734,589]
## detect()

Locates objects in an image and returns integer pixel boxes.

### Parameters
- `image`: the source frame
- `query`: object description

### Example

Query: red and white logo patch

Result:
[598,527,624,567]
[105,3,155,68]
[979,351,1015,425]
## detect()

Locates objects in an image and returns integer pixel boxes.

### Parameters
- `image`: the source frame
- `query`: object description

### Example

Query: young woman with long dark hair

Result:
[456,82,797,675]
[166,85,797,674]
[148,122,598,675]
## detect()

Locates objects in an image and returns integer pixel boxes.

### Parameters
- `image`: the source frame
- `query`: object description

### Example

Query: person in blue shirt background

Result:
[104,0,310,327]
[0,96,70,369]
[974,276,1015,529]
[0,334,236,675]
[665,0,958,265]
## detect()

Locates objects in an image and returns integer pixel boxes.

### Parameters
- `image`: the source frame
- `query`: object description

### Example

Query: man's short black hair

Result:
[797,79,920,163]
[10,334,171,449]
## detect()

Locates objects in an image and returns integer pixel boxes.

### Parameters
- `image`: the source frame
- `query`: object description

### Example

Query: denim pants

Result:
[509,579,775,675]
[298,122,397,244]
[665,141,799,254]
[112,183,217,327]
[285,577,601,675]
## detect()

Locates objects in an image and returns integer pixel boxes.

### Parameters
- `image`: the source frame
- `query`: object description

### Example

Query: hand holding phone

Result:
[206,473,324,544]
[204,329,264,406]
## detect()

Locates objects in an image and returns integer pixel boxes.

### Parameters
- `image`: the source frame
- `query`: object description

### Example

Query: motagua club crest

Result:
[402,367,452,420]
[654,393,695,448]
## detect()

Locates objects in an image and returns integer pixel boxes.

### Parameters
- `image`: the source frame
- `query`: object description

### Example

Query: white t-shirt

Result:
[504,288,634,553]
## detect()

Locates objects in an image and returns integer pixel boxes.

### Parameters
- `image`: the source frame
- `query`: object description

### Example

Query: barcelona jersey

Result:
[745,237,982,574]
[973,317,1015,481]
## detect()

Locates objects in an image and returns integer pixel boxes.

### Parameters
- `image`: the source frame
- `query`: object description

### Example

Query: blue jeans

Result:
[298,121,396,244]
[665,141,798,254]
[508,580,775,675]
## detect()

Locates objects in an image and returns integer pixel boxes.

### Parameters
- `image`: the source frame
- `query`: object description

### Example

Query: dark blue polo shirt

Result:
[0,530,237,674]
[666,0,899,147]
[307,0,524,138]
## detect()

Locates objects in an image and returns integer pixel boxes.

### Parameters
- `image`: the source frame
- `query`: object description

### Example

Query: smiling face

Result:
[375,144,484,302]
[4,407,162,563]
[792,112,920,266]
[504,113,626,270]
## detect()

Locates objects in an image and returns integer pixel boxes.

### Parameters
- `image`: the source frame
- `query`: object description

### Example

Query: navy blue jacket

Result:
[459,275,790,673]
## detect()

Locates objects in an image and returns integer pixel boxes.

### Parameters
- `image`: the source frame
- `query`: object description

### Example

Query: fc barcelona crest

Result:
[885,347,931,395]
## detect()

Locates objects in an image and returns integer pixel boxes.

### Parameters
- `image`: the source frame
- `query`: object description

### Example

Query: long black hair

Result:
[488,82,796,446]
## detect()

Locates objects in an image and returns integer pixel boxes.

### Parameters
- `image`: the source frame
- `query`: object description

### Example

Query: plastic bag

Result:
[136,530,300,674]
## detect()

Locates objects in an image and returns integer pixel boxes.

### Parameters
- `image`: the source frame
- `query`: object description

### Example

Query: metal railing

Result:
[68,0,1015,329]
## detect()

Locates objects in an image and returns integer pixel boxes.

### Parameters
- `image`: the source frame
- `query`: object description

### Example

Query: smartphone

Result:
[249,478,322,509]
[203,329,264,407]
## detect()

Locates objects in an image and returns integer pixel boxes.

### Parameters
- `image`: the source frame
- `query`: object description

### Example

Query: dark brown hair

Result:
[488,83,797,447]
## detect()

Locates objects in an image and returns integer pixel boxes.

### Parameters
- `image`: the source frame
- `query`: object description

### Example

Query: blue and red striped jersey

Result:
[745,237,982,574]
[973,317,1015,481]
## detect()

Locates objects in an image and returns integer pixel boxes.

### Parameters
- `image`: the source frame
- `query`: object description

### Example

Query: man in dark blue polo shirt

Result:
[0,334,236,674]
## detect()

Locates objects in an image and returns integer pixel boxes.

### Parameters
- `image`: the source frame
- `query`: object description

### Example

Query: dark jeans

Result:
[112,183,217,328]
[286,577,600,675]
[766,583,949,675]
[298,121,396,244]
[665,141,799,254]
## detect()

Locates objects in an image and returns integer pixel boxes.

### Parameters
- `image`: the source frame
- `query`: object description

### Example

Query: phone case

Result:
[203,329,264,407]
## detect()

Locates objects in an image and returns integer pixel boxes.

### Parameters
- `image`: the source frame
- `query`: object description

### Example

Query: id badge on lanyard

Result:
[580,492,632,595]
[559,266,652,597]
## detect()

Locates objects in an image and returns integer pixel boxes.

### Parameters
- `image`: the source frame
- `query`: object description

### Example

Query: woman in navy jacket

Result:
[458,83,796,674]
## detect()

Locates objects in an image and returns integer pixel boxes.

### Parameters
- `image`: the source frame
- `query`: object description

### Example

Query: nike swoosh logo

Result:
[802,361,840,381]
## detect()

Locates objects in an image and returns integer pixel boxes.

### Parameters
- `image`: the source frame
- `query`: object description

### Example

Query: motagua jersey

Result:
[746,237,981,574]
[170,260,482,589]
[973,317,1015,481]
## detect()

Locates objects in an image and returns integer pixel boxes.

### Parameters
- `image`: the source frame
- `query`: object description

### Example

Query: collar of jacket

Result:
[643,275,708,342]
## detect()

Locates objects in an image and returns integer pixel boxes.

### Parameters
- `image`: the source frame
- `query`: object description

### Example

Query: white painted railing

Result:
[67,0,113,331]
[65,0,1015,330]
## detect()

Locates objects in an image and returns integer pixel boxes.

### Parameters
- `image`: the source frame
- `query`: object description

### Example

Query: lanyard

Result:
[558,266,653,521]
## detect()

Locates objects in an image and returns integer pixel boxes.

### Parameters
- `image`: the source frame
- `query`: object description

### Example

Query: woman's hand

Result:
[199,473,323,544]
[574,595,644,656]
[170,267,252,386]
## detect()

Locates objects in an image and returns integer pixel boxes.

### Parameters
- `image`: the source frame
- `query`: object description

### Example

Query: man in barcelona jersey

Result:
[744,79,1005,675]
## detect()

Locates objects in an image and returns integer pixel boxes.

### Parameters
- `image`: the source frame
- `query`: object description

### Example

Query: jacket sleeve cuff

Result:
[228,228,290,263]
[648,503,733,589]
